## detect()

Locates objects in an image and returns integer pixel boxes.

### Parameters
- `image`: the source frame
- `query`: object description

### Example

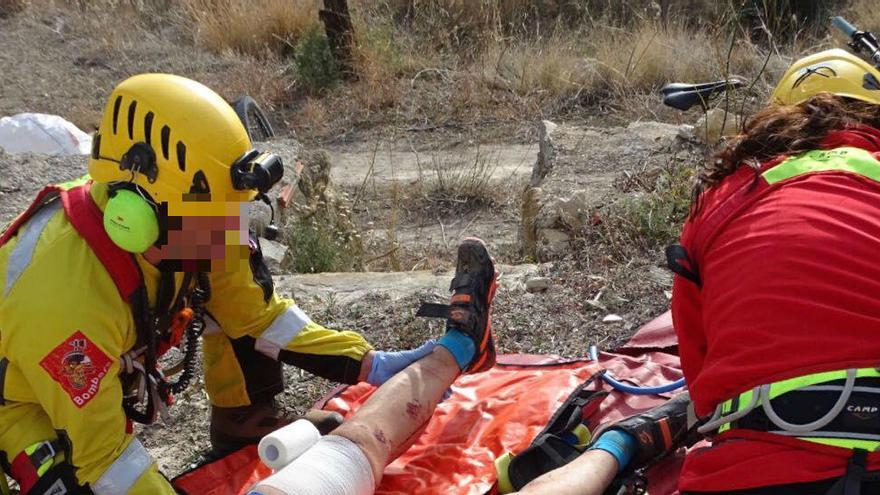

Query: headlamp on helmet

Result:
[231,150,284,194]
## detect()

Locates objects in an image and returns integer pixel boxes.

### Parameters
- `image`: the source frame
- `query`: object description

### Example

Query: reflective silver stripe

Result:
[3,200,61,297]
[92,439,152,494]
[801,385,880,394]
[203,313,221,335]
[255,306,312,359]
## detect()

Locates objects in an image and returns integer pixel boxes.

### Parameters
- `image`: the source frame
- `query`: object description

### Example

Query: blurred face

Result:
[147,202,251,272]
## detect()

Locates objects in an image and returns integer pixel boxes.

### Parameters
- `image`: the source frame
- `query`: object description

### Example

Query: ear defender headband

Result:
[103,142,161,253]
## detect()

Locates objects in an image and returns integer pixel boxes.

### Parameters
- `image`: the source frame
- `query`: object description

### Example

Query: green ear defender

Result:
[104,189,160,253]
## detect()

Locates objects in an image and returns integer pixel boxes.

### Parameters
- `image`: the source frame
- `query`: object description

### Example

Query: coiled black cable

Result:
[169,272,211,395]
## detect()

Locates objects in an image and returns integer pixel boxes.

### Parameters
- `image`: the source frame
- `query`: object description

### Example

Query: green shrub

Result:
[285,216,363,273]
[596,161,695,260]
[293,26,340,93]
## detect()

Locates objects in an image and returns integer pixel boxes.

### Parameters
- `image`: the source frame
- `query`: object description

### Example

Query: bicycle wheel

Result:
[233,95,276,142]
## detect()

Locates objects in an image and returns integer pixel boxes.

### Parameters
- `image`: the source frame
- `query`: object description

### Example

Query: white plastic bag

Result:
[0,113,92,155]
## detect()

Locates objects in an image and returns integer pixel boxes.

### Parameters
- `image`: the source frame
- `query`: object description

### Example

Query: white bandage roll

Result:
[258,419,321,470]
[258,435,376,495]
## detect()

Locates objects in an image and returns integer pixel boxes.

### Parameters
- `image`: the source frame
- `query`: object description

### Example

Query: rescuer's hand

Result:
[364,340,439,386]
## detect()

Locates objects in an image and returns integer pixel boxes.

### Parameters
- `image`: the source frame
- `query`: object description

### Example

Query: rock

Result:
[625,121,682,145]
[530,120,558,187]
[274,264,544,304]
[602,314,624,323]
[694,108,743,144]
[645,266,673,287]
[521,120,558,259]
[555,190,593,231]
[677,124,697,141]
[519,120,684,260]
[537,228,570,259]
[525,277,551,293]
[259,237,289,271]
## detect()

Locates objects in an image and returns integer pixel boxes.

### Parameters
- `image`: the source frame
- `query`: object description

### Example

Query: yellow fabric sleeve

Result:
[206,249,373,361]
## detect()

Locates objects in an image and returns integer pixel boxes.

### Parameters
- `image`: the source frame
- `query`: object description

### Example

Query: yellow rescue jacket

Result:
[0,180,372,493]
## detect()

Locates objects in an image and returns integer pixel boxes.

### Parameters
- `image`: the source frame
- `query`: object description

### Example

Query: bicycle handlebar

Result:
[832,16,858,37]
[832,16,880,68]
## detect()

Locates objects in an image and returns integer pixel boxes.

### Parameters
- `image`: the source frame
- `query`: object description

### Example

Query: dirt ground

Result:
[0,4,701,482]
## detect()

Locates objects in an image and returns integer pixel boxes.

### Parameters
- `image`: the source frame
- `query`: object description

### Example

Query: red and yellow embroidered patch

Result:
[40,331,113,408]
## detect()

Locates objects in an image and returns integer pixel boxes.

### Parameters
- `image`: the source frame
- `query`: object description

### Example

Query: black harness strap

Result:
[0,357,8,406]
[826,449,869,495]
[665,244,701,287]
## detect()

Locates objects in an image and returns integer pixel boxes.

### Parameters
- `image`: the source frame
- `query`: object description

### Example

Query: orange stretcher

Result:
[173,311,684,495]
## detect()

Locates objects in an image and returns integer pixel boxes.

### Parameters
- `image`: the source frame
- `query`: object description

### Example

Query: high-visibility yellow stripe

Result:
[718,367,880,439]
[763,147,880,184]
[766,368,880,400]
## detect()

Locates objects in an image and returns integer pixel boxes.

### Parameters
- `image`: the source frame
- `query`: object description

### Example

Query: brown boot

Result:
[210,400,344,457]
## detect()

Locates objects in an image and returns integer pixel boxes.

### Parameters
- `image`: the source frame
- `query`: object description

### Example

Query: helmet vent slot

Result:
[865,73,880,91]
[144,112,154,145]
[176,141,187,172]
[161,125,171,161]
[127,101,137,140]
[112,95,122,135]
[190,170,210,194]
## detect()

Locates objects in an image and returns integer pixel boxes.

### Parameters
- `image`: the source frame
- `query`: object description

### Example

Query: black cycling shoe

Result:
[446,237,499,373]
[416,237,499,373]
[595,391,693,468]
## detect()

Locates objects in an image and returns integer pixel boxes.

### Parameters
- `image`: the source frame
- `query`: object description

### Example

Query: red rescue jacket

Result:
[672,126,880,491]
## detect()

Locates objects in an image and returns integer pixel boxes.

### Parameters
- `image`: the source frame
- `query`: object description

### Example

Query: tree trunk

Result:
[319,0,356,80]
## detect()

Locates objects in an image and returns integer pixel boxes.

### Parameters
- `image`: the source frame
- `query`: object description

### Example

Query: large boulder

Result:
[520,120,689,260]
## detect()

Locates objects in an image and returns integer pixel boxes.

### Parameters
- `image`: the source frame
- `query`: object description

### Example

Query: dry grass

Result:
[0,0,27,18]
[4,0,867,139]
[850,0,880,32]
[418,146,500,212]
[182,0,319,56]
[478,21,767,103]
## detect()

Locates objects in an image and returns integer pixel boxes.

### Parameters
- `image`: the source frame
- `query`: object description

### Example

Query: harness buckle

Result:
[28,441,56,468]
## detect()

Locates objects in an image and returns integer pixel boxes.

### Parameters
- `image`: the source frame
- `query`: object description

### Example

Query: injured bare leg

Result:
[513,392,693,495]
[250,342,461,495]
[513,449,619,495]
[250,238,497,495]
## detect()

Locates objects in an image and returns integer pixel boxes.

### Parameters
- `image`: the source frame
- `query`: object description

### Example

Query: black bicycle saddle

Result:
[660,78,745,111]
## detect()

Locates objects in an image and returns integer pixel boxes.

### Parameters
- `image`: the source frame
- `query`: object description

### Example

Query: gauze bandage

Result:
[252,435,376,495]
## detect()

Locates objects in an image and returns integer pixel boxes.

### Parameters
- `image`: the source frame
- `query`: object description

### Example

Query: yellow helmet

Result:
[771,48,880,106]
[89,73,285,216]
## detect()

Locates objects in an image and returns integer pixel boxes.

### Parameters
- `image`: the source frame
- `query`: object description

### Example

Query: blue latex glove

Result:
[366,339,439,386]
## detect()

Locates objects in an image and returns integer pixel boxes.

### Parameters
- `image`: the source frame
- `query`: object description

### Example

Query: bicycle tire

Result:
[232,95,276,142]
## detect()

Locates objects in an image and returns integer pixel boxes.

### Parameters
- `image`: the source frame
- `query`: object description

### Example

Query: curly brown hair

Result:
[693,93,880,205]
